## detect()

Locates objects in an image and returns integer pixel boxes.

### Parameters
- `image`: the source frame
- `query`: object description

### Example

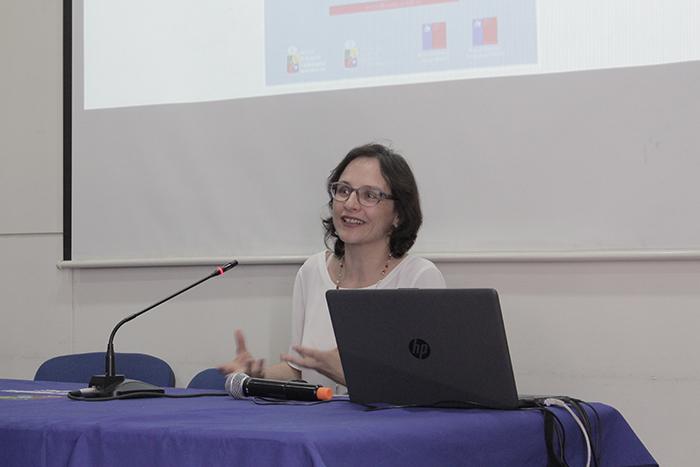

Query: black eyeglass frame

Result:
[329,181,396,207]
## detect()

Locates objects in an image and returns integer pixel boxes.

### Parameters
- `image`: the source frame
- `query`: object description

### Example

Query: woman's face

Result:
[332,157,398,252]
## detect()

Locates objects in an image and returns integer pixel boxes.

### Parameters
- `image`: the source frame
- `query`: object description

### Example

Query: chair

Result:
[34,352,176,387]
[187,368,227,390]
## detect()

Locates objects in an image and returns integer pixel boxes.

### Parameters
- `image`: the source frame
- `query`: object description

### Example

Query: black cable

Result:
[251,397,349,406]
[580,401,603,467]
[69,391,349,405]
[361,403,421,411]
[359,399,505,411]
[565,398,600,467]
[543,407,569,467]
[68,391,230,402]
[552,411,567,465]
[518,400,569,466]
[524,396,604,467]
[562,399,593,464]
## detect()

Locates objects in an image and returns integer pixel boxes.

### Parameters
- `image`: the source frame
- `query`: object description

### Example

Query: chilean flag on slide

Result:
[473,17,498,46]
[422,22,447,50]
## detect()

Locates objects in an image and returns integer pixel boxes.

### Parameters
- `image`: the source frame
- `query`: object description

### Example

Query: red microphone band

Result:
[217,267,225,276]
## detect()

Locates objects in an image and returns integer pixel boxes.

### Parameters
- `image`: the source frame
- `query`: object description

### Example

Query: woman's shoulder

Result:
[396,254,439,272]
[297,251,332,279]
[302,251,327,263]
[391,255,446,288]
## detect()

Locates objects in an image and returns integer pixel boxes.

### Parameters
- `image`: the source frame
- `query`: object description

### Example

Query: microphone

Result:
[82,261,239,399]
[225,372,333,402]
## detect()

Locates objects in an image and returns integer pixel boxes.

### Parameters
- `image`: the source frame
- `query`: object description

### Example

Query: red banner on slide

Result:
[330,0,458,16]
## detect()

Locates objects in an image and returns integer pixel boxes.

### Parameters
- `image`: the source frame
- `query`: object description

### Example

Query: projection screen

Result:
[67,0,700,264]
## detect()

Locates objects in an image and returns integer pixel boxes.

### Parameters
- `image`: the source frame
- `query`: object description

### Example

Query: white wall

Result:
[0,0,71,374]
[1,1,698,465]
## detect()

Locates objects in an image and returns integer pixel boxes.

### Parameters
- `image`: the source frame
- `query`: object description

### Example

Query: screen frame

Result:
[63,0,72,261]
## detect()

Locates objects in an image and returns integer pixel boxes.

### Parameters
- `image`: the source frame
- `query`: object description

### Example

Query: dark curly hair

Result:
[322,143,422,259]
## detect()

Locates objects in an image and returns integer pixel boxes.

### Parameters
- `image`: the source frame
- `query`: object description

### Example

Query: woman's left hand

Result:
[281,346,346,386]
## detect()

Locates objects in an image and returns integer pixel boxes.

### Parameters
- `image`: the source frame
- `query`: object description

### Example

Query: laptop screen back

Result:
[326,288,519,409]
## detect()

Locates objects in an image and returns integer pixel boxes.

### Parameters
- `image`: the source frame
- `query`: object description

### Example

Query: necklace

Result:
[335,254,392,290]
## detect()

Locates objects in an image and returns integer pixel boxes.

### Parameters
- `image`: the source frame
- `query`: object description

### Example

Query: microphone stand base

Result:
[88,374,165,398]
[89,374,125,389]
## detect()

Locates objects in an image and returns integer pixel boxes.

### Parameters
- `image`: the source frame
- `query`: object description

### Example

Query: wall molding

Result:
[57,249,700,269]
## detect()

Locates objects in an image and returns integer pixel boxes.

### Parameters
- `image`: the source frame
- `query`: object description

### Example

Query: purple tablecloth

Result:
[0,379,656,467]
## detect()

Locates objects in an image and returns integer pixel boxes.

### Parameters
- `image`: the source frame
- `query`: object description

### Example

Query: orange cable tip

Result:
[316,387,333,401]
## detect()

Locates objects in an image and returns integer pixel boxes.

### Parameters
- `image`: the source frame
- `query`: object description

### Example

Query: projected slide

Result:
[81,1,700,110]
[265,0,537,85]
[81,0,536,109]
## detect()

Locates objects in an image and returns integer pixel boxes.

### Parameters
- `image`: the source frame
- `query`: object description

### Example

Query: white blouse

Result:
[287,251,446,392]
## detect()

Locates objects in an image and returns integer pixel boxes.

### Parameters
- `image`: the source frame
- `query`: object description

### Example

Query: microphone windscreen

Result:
[224,372,249,399]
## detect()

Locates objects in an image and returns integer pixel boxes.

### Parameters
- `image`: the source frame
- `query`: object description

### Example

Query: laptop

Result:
[326,288,520,409]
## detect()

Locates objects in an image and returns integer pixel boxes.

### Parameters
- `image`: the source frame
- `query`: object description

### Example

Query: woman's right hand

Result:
[218,329,265,377]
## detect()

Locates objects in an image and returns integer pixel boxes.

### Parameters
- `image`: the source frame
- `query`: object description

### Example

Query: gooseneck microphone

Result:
[82,261,239,398]
[225,372,333,402]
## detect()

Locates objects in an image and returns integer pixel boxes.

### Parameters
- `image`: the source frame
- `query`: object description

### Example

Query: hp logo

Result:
[408,338,431,359]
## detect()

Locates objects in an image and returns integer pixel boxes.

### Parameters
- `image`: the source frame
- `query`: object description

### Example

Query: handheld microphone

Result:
[83,261,239,399]
[225,372,333,402]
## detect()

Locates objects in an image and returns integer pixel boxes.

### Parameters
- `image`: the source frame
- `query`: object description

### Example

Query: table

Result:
[0,379,656,467]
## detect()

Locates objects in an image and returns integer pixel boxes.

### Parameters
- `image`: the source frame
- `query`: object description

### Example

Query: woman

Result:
[220,143,445,390]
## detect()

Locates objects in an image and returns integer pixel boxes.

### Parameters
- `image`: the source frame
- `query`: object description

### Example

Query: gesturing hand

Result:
[281,346,345,386]
[218,329,265,377]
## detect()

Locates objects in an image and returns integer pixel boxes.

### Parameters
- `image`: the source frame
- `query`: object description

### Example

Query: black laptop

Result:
[326,288,520,409]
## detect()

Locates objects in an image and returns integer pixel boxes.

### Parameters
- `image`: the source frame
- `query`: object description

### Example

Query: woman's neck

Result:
[338,243,392,288]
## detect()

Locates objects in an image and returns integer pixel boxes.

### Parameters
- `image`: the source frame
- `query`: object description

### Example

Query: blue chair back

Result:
[34,352,176,387]
[188,368,227,390]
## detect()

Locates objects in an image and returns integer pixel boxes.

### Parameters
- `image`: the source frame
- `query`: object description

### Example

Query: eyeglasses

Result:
[329,182,395,207]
